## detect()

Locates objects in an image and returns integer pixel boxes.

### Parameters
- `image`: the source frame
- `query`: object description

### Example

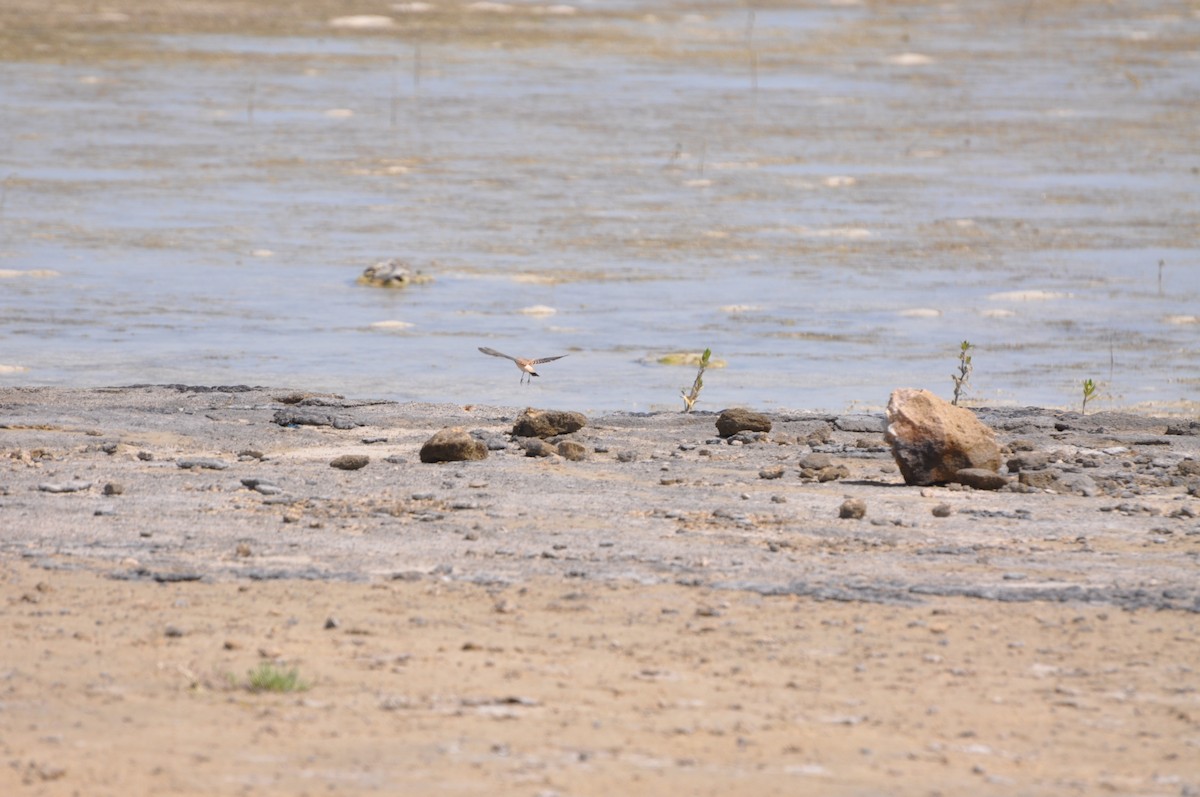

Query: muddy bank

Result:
[2,385,1197,611]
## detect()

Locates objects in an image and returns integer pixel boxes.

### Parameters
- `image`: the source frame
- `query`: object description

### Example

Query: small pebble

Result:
[932,503,953,517]
[839,498,867,520]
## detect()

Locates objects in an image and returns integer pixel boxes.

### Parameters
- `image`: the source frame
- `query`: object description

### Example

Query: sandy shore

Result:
[1,385,1198,795]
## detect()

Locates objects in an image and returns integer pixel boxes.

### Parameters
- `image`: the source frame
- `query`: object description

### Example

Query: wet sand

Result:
[1,385,1198,794]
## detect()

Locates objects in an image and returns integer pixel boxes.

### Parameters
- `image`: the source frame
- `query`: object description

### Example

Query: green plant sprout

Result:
[245,663,309,694]
[681,348,712,413]
[951,340,973,406]
[1081,378,1098,415]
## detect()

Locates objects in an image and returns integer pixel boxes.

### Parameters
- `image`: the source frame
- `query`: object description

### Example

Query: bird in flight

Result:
[478,347,567,384]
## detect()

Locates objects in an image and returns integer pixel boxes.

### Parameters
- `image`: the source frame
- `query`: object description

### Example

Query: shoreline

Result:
[2,384,1197,611]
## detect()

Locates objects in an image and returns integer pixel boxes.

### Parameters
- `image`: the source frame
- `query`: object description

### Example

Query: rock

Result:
[759,465,785,480]
[273,408,357,429]
[953,468,1010,491]
[835,414,886,433]
[716,408,772,438]
[420,427,488,463]
[38,480,92,494]
[884,388,1002,486]
[103,482,124,496]
[616,450,638,463]
[176,457,230,470]
[356,258,433,288]
[931,503,953,517]
[797,453,848,482]
[512,408,587,438]
[1178,460,1200,477]
[727,430,768,445]
[798,453,833,470]
[1056,472,1099,497]
[839,498,866,519]
[244,479,283,495]
[1006,452,1051,472]
[813,465,850,482]
[1018,470,1060,490]
[557,440,588,461]
[802,424,833,446]
[330,454,370,471]
[521,438,556,458]
[1166,421,1200,436]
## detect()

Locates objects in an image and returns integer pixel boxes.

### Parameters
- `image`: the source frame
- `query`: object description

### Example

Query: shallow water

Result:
[1,1,1197,413]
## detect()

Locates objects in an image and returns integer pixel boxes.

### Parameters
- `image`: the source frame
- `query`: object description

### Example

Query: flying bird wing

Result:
[478,347,519,363]
[531,355,567,365]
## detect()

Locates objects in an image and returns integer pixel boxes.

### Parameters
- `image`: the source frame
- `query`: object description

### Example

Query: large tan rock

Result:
[884,388,1001,486]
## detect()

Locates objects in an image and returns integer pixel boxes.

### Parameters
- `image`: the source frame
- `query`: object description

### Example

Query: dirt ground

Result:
[3,560,1198,797]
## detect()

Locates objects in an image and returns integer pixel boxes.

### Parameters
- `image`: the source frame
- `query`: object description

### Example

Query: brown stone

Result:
[557,440,588,461]
[716,408,772,438]
[521,438,556,458]
[838,498,867,519]
[330,454,369,470]
[1018,470,1060,490]
[953,468,1010,491]
[512,408,587,438]
[884,388,1002,486]
[419,427,488,463]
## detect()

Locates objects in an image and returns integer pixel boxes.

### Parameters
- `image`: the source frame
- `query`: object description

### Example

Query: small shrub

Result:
[245,663,309,694]
[680,348,712,412]
[951,341,973,406]
[1081,378,1098,415]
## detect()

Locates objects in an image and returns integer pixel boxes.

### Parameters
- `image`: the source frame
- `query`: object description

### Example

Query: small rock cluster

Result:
[420,408,590,463]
